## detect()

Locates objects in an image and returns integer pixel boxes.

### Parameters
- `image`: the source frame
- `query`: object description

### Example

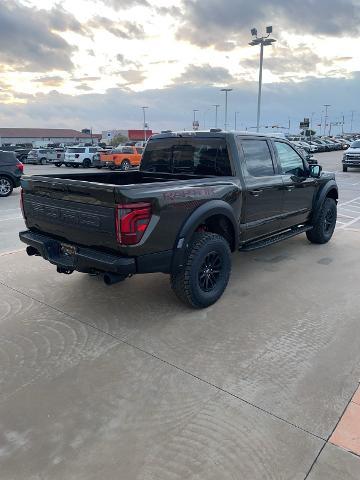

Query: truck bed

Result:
[21,169,232,255]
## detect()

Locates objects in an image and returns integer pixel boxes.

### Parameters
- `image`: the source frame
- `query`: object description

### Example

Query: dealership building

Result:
[102,129,153,144]
[0,128,102,146]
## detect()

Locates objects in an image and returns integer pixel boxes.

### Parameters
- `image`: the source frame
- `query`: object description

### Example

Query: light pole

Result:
[234,111,240,130]
[350,110,355,133]
[249,26,276,132]
[323,104,331,136]
[212,104,220,128]
[193,109,199,130]
[221,88,232,130]
[141,106,148,142]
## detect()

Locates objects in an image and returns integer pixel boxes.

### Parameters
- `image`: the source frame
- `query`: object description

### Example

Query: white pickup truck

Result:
[62,146,100,168]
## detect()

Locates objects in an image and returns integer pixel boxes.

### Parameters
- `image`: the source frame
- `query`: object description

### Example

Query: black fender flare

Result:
[171,200,239,271]
[311,180,338,224]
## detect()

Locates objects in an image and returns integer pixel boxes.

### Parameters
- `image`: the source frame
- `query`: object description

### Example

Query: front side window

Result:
[274,141,305,176]
[351,141,360,149]
[89,148,98,153]
[240,139,275,177]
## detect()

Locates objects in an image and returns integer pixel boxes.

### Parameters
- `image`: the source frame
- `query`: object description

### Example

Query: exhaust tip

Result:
[103,273,126,285]
[26,246,39,256]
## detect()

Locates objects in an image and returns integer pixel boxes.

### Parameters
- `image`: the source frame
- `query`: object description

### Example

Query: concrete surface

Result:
[1,227,360,478]
[307,444,360,480]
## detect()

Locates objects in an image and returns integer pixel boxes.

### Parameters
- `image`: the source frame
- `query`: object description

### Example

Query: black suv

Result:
[0,151,24,197]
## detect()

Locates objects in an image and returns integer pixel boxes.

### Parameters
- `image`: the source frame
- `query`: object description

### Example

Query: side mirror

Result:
[309,164,322,178]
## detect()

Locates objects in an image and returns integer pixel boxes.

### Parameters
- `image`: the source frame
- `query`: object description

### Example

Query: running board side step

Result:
[239,225,313,252]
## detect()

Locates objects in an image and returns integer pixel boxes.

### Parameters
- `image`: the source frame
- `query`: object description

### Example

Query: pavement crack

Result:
[303,381,360,479]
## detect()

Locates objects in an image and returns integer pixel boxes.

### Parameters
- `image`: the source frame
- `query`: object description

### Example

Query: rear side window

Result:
[68,148,85,153]
[122,147,134,154]
[240,139,275,177]
[141,138,232,176]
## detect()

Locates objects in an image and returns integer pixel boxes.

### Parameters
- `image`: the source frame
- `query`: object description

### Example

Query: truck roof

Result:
[151,130,286,140]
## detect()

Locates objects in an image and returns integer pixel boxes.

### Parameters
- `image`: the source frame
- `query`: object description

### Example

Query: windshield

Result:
[67,148,85,153]
[351,140,360,148]
[141,137,232,176]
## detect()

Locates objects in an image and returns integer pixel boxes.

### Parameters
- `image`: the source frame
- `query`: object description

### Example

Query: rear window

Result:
[141,138,232,176]
[67,148,85,153]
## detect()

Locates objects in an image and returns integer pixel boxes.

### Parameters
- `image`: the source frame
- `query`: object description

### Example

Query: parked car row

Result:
[289,136,353,154]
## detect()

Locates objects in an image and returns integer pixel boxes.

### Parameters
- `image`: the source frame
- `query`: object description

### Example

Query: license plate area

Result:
[61,243,77,256]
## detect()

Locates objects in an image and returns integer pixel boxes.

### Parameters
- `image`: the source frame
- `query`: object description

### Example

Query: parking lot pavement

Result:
[1,228,360,478]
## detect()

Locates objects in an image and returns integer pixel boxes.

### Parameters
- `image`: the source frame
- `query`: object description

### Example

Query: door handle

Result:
[286,186,295,191]
[250,189,263,196]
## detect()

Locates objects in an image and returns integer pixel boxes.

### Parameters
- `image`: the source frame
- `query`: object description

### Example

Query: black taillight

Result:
[115,203,151,245]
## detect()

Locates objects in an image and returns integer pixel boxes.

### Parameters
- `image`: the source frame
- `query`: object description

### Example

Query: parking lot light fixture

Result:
[323,104,331,136]
[142,106,149,142]
[212,104,220,128]
[249,26,277,132]
[221,88,232,130]
[234,111,240,130]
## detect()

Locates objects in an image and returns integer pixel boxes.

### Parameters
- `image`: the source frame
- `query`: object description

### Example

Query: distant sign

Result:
[300,119,310,129]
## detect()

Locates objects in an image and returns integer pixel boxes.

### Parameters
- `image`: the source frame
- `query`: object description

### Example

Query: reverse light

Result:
[115,203,152,245]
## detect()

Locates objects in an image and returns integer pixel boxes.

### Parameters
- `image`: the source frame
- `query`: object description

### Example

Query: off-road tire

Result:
[343,165,348,172]
[170,232,231,308]
[306,197,337,244]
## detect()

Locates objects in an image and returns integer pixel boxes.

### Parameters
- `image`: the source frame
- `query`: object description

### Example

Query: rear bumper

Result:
[19,230,172,275]
[19,230,136,275]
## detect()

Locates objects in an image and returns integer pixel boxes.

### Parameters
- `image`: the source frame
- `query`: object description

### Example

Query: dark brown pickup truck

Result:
[20,130,338,308]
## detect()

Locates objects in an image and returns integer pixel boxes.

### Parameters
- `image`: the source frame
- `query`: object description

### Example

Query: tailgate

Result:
[22,176,118,249]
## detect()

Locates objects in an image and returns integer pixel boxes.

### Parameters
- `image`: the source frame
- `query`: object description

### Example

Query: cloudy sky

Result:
[0,0,359,133]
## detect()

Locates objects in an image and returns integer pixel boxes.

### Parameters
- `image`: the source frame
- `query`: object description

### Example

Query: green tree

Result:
[110,134,128,146]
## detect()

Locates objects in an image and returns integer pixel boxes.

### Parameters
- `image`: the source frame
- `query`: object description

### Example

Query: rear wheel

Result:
[306,197,337,244]
[54,162,62,167]
[343,165,348,172]
[0,176,13,197]
[120,159,131,171]
[170,232,231,308]
[40,157,47,165]
[82,158,91,168]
